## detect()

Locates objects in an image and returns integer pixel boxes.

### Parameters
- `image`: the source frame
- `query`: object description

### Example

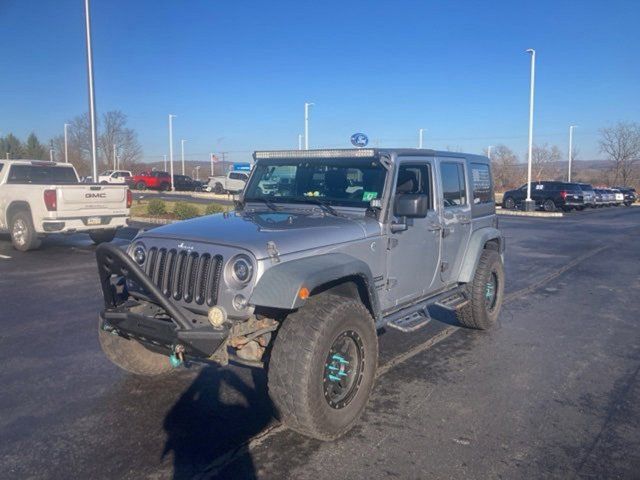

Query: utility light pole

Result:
[304,102,314,150]
[298,134,302,150]
[113,144,117,170]
[524,48,536,211]
[568,125,577,182]
[487,145,493,160]
[64,123,70,163]
[181,139,186,175]
[168,114,176,191]
[83,0,98,181]
[418,128,426,149]
[210,153,215,176]
[163,155,167,171]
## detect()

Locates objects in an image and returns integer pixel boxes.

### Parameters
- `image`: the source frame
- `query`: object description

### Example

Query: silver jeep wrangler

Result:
[96,148,504,440]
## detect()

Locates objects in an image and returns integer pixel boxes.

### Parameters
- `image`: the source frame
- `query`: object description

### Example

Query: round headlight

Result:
[133,245,146,265]
[231,255,253,284]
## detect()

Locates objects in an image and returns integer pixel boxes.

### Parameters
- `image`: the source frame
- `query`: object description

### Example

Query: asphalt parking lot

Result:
[1,206,639,479]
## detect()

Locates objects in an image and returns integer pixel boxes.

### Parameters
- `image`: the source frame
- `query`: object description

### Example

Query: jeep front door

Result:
[437,159,472,285]
[385,159,442,308]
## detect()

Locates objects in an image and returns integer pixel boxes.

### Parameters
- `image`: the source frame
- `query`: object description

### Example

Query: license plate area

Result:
[87,216,101,225]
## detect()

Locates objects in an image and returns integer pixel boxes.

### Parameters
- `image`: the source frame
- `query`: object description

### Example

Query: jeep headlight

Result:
[229,255,253,285]
[132,243,146,265]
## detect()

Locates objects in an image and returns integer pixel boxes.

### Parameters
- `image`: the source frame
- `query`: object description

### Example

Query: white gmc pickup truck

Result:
[0,160,131,251]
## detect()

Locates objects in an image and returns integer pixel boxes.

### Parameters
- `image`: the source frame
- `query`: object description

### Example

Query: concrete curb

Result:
[130,216,177,225]
[496,209,563,218]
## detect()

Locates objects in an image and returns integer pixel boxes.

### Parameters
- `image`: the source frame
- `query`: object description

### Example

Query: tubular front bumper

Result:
[96,243,229,360]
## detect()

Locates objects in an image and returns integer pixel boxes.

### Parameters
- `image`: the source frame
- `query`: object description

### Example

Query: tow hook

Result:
[170,344,186,368]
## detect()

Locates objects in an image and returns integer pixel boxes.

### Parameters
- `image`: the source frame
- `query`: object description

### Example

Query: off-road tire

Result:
[503,197,516,210]
[213,183,224,194]
[89,229,116,244]
[456,249,504,330]
[136,182,146,190]
[10,211,41,251]
[98,316,174,376]
[268,294,378,440]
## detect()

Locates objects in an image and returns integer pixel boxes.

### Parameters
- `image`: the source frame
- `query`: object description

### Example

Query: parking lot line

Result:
[0,254,11,259]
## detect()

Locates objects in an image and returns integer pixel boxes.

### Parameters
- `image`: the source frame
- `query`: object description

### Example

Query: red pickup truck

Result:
[129,171,172,191]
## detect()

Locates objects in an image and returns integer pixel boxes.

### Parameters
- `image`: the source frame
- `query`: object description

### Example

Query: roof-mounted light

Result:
[254,149,376,160]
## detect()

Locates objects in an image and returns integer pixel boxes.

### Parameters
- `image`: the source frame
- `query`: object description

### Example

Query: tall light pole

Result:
[168,114,176,191]
[568,125,577,182]
[113,143,117,170]
[524,48,536,211]
[83,0,98,181]
[163,155,167,171]
[304,102,314,150]
[64,123,70,163]
[418,128,426,149]
[487,145,493,160]
[181,139,186,175]
[298,134,302,150]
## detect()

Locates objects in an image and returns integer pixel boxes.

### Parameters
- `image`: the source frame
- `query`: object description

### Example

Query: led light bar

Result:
[254,149,377,160]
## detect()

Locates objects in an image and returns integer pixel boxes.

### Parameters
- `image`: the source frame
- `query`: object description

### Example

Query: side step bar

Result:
[384,287,469,333]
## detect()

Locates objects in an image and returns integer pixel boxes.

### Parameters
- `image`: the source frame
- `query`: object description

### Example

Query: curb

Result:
[496,209,563,218]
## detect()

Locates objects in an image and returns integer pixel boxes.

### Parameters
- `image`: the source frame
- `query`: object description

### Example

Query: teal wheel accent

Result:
[484,271,498,310]
[323,330,365,409]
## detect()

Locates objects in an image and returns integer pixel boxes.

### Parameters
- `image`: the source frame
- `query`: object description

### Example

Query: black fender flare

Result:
[250,253,381,321]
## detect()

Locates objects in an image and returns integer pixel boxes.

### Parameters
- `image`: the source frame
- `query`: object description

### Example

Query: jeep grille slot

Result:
[142,248,222,306]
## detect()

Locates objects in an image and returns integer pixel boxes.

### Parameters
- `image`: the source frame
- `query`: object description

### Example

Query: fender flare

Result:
[457,227,504,283]
[250,253,381,320]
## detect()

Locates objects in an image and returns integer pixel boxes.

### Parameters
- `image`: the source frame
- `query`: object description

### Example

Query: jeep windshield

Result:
[244,157,387,208]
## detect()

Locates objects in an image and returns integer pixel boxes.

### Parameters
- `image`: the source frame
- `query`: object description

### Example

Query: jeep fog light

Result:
[208,306,226,328]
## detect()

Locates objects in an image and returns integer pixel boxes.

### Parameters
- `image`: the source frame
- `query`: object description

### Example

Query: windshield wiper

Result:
[303,198,339,216]
[246,197,280,211]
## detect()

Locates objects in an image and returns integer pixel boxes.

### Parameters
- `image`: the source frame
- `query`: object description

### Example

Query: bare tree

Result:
[99,111,142,171]
[487,145,519,190]
[599,122,640,186]
[531,144,562,181]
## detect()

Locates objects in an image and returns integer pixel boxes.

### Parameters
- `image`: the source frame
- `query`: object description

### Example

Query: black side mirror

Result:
[394,194,429,218]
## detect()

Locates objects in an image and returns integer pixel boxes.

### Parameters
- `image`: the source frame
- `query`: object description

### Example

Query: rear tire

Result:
[136,182,146,191]
[10,211,41,251]
[213,183,224,194]
[98,316,174,376]
[456,249,504,330]
[89,229,116,244]
[503,197,516,210]
[543,199,556,212]
[268,294,378,440]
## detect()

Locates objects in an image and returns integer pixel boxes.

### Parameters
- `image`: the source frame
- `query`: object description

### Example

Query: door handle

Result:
[427,223,442,231]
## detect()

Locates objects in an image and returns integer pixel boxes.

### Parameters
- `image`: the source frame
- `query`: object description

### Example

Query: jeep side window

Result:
[396,164,432,209]
[470,163,492,204]
[441,162,466,207]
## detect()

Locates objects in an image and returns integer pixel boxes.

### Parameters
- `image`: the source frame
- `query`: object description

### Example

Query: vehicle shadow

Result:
[162,365,274,480]
[427,304,464,327]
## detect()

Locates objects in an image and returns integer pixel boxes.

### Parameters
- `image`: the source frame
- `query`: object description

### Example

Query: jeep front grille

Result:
[144,247,222,306]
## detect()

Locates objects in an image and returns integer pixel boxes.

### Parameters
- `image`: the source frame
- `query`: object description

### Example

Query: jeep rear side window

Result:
[471,163,492,204]
[441,162,466,207]
[396,164,432,209]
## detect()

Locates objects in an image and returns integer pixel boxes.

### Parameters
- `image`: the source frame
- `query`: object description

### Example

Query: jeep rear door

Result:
[437,159,472,285]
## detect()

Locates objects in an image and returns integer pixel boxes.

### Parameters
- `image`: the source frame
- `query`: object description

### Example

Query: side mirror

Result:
[394,194,429,218]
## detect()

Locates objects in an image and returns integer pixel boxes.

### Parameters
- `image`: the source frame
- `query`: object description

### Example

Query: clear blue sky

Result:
[1,0,638,163]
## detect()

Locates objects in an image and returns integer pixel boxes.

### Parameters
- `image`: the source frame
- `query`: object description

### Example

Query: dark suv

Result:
[502,181,584,212]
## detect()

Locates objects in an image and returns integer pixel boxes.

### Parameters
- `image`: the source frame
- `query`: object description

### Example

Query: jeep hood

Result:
[140,210,381,259]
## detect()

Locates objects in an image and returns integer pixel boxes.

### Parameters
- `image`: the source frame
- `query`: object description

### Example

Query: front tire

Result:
[268,294,378,440]
[136,182,146,191]
[543,199,556,212]
[98,316,174,376]
[89,229,116,244]
[10,211,41,251]
[503,197,516,210]
[456,249,504,330]
[213,183,224,194]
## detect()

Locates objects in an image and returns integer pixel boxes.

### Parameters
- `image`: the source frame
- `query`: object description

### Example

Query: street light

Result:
[418,128,426,149]
[83,0,98,181]
[64,123,70,163]
[113,143,117,170]
[487,145,493,160]
[163,154,167,171]
[568,125,577,182]
[168,114,176,191]
[298,134,302,150]
[181,139,186,175]
[524,48,536,212]
[304,102,314,150]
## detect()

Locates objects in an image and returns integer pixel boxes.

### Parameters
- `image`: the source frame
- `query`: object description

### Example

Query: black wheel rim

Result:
[484,271,498,311]
[323,330,365,409]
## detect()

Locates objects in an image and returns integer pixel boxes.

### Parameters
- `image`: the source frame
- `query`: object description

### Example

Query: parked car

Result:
[502,181,584,212]
[577,183,597,208]
[611,189,624,206]
[614,187,637,206]
[173,175,203,192]
[204,171,249,194]
[95,147,504,441]
[98,170,132,185]
[129,171,172,191]
[0,160,131,251]
[593,189,607,207]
